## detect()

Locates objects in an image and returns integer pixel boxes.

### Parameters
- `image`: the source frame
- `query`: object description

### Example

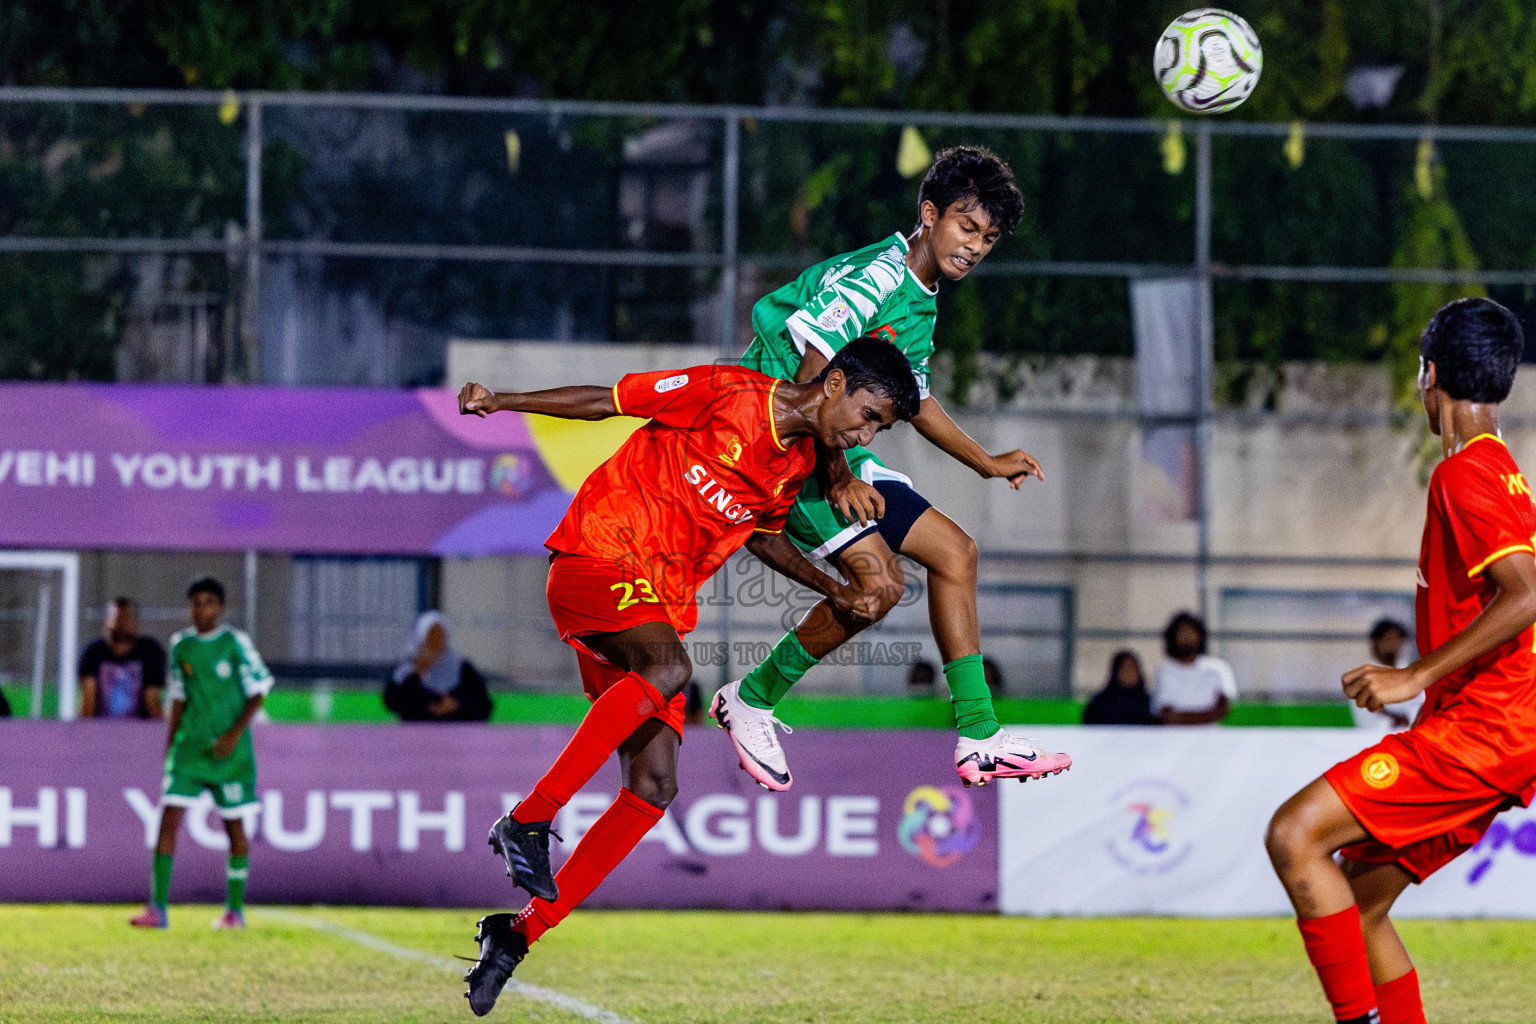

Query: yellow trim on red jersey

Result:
[1467,543,1535,578]
[767,380,788,451]
[1463,433,1506,452]
[611,383,625,416]
[752,526,785,535]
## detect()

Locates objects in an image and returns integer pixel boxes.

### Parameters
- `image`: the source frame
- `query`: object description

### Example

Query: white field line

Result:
[259,908,632,1024]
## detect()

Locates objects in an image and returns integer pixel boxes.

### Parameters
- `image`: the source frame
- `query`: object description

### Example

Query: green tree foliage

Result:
[5,0,1536,390]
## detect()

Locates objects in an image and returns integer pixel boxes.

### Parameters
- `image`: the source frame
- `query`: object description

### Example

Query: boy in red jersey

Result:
[454,339,921,1015]
[1266,298,1536,1024]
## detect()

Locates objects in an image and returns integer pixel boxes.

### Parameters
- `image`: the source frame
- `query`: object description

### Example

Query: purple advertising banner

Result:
[0,383,590,555]
[0,722,997,912]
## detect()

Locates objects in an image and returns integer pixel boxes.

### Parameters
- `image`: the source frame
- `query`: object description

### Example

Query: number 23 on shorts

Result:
[611,578,659,610]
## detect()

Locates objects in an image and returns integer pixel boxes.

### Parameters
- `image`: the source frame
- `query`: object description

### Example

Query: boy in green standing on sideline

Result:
[130,576,272,930]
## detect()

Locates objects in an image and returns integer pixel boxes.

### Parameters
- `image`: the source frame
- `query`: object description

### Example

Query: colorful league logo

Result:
[898,785,981,868]
[490,453,533,497]
[1107,779,1192,875]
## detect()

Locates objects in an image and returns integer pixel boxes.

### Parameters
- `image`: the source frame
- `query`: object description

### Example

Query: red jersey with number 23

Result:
[1414,434,1536,802]
[544,364,815,634]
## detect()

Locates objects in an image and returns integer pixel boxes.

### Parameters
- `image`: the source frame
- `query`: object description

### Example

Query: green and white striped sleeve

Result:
[785,243,907,362]
[231,629,274,698]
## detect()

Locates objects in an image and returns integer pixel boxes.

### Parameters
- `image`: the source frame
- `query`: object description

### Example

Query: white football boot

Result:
[710,680,793,791]
[955,727,1072,787]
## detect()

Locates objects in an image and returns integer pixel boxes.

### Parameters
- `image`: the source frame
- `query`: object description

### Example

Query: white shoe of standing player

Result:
[710,680,793,791]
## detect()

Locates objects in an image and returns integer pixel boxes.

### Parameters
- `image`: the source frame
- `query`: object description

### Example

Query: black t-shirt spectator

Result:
[384,661,493,722]
[78,637,166,718]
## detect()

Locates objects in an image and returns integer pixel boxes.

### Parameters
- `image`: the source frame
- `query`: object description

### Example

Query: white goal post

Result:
[0,550,80,721]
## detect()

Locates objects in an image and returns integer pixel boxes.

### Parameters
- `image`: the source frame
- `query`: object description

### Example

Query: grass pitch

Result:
[3,905,1535,1023]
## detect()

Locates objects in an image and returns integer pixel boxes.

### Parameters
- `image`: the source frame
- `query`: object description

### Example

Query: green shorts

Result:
[785,446,914,558]
[162,740,258,818]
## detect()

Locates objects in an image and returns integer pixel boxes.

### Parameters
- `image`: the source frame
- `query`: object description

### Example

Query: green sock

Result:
[945,655,1000,740]
[738,631,819,709]
[151,852,173,908]
[226,855,248,912]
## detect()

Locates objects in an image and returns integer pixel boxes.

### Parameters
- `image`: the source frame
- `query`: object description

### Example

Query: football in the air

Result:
[1154,8,1263,114]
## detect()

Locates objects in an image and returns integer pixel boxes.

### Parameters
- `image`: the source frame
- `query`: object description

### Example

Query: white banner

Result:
[999,727,1536,917]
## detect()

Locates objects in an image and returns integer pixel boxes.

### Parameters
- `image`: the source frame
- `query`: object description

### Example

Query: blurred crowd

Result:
[37,597,1413,733]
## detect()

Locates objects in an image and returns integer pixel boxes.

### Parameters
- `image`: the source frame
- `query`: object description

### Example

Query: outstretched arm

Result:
[745,532,880,624]
[912,395,1043,488]
[458,382,618,421]
[1345,551,1536,711]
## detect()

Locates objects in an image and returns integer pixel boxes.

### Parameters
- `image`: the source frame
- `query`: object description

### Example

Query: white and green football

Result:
[1155,8,1263,114]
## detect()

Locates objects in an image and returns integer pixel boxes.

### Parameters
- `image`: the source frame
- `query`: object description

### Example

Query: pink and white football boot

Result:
[955,728,1072,787]
[128,904,168,929]
[710,680,793,791]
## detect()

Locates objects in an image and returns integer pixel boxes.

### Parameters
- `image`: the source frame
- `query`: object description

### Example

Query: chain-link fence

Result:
[7,88,1536,705]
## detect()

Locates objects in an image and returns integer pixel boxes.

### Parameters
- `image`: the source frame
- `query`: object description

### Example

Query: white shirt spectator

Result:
[1152,655,1238,718]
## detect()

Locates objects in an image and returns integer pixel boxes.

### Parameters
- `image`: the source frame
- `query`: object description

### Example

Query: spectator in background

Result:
[1351,618,1424,732]
[1152,612,1236,725]
[384,612,493,722]
[906,659,938,697]
[1083,650,1158,725]
[79,597,165,718]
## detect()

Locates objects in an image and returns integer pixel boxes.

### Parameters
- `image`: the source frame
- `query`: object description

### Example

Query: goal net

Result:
[0,552,80,719]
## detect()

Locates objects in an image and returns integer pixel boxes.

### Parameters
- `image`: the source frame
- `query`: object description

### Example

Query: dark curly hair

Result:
[1421,297,1524,403]
[1163,611,1207,659]
[817,336,923,421]
[917,145,1024,235]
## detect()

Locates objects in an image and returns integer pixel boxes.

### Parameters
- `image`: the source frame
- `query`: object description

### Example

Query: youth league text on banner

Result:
[0,722,996,911]
[999,726,1536,918]
[0,383,639,555]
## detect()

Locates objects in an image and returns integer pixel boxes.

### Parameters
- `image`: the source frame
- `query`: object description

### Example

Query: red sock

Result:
[1375,969,1425,1024]
[1297,906,1379,1022]
[512,673,666,824]
[515,788,664,944]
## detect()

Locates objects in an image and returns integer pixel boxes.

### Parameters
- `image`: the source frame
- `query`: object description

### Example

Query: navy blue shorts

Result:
[825,480,933,559]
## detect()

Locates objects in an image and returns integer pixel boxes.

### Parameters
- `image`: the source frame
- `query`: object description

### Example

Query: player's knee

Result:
[873,575,903,618]
[858,557,903,618]
[952,529,979,574]
[1264,806,1305,872]
[636,652,692,702]
[629,768,678,810]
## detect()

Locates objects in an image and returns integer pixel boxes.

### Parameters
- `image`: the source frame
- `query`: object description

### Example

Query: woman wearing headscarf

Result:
[383,612,493,722]
[1082,650,1158,725]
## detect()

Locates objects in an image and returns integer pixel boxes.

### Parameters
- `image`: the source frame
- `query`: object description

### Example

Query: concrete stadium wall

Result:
[445,341,1536,699]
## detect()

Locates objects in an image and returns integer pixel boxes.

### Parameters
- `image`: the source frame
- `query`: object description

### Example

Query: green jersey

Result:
[167,626,272,759]
[742,232,937,554]
[745,231,937,404]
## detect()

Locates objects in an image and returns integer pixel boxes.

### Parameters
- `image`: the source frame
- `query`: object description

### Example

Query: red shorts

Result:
[1327,730,1516,882]
[545,553,688,738]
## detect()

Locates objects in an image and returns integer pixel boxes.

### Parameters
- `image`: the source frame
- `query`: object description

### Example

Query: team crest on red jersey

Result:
[718,436,744,467]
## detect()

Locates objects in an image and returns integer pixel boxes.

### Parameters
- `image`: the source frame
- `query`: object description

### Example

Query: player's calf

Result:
[463,913,529,1017]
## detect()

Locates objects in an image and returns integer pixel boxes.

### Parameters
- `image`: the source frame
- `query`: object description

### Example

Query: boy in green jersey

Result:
[712,145,1072,790]
[129,577,272,930]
